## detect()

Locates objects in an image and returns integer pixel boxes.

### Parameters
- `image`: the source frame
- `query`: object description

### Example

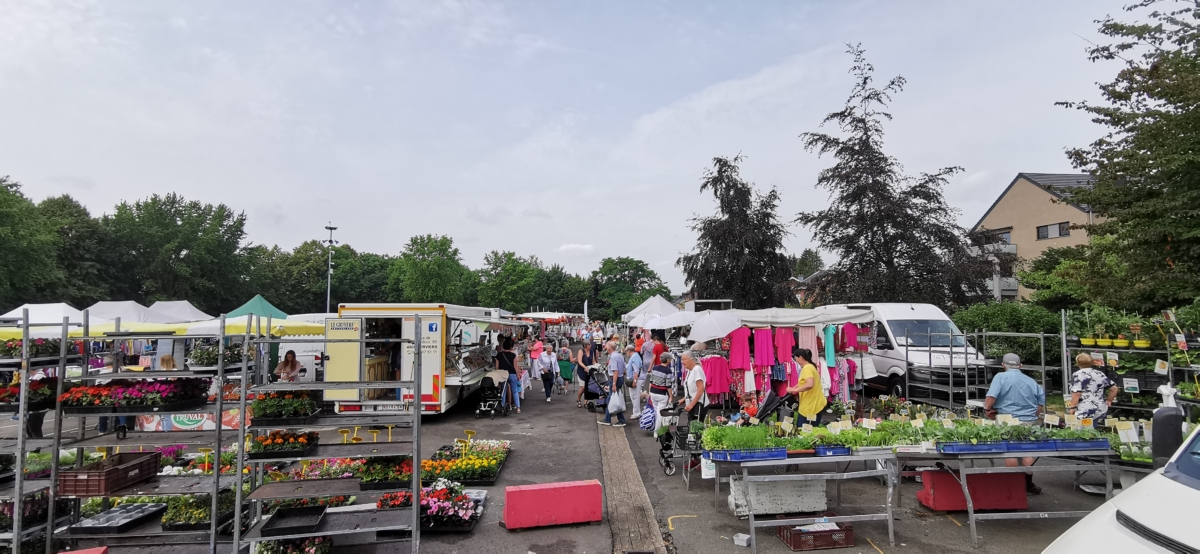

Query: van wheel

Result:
[888,376,905,399]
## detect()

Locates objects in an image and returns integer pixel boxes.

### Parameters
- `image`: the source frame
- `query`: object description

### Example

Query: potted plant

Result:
[1130,322,1152,349]
[186,343,247,371]
[1113,334,1131,348]
[254,536,333,554]
[161,490,239,531]
[0,378,65,412]
[248,430,320,459]
[250,391,320,426]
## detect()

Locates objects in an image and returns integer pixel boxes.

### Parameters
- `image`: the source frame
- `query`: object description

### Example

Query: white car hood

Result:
[1110,471,1200,546]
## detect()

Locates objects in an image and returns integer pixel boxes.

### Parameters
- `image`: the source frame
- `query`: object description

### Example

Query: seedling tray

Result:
[360,479,412,491]
[1004,440,1057,452]
[1054,439,1111,451]
[69,503,167,535]
[247,441,320,460]
[937,441,1008,454]
[115,397,209,414]
[260,505,326,537]
[58,452,161,496]
[250,410,320,428]
[161,508,237,532]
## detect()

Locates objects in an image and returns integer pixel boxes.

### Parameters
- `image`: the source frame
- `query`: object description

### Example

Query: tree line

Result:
[0,182,670,321]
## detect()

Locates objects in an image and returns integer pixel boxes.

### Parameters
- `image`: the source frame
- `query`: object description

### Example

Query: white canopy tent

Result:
[733,307,874,327]
[149,300,212,322]
[1,303,87,324]
[645,311,701,329]
[87,301,184,324]
[286,313,337,324]
[621,295,680,323]
[686,311,744,343]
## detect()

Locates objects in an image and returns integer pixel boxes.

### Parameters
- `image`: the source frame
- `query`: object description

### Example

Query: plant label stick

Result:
[862,419,877,430]
[941,418,955,429]
[910,419,924,428]
[1045,414,1060,427]
[802,424,813,433]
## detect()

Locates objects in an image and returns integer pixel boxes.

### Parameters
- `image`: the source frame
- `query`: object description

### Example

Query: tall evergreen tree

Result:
[797,45,996,309]
[677,155,793,309]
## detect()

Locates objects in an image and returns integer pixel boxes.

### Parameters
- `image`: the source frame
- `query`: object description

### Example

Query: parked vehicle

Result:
[815,303,985,400]
[1043,424,1200,553]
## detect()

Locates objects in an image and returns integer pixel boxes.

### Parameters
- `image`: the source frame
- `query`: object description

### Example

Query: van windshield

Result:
[1167,430,1200,488]
[886,319,966,348]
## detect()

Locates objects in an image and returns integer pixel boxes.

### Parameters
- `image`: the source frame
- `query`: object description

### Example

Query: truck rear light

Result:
[339,404,362,412]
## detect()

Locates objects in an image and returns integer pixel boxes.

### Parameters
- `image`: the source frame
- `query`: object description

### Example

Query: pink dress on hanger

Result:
[775,328,795,363]
[797,326,819,358]
[701,356,731,396]
[728,328,751,370]
[753,328,775,367]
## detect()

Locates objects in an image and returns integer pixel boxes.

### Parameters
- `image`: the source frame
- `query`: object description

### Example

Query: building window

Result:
[992,231,1011,244]
[1037,222,1070,240]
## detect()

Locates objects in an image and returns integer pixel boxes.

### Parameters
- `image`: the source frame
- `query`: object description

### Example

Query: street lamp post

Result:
[324,223,338,313]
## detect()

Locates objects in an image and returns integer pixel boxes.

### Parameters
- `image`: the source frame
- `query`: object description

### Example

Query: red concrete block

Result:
[916,471,1027,512]
[69,548,108,554]
[501,479,603,530]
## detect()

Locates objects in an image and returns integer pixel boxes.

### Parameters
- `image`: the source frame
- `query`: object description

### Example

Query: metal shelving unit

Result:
[229,314,423,554]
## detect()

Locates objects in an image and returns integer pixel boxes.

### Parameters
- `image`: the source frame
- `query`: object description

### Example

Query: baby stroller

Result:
[475,370,511,419]
[582,364,609,413]
[657,406,687,475]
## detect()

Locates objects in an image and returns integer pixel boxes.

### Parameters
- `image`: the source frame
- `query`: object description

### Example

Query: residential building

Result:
[971,172,1097,299]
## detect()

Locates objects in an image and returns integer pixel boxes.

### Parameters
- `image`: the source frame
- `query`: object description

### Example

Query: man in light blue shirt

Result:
[624,345,644,419]
[984,353,1045,494]
[600,341,627,426]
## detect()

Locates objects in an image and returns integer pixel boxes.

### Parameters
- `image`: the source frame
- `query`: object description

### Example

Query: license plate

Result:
[371,403,407,412]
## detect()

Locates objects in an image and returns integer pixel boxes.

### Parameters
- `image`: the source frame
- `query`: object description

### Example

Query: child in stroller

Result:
[582,364,609,413]
[475,369,512,419]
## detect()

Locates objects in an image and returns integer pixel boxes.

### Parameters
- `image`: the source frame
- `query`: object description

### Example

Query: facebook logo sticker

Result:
[428,323,438,332]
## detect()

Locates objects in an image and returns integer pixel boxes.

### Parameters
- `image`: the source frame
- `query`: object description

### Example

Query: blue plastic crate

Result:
[725,448,787,462]
[1054,439,1111,452]
[1004,440,1058,452]
[702,450,726,461]
[814,445,852,457]
[937,441,1008,454]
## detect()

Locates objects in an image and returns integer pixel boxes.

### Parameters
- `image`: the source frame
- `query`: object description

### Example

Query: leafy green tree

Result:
[791,248,825,279]
[590,257,670,321]
[333,248,392,305]
[104,193,248,314]
[531,264,591,313]
[0,177,60,311]
[477,251,538,313]
[797,45,997,310]
[678,155,793,309]
[951,301,1063,364]
[389,235,471,304]
[35,195,112,307]
[1058,1,1200,310]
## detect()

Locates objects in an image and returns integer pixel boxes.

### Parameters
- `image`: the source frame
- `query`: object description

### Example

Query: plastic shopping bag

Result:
[608,390,626,414]
[639,404,656,430]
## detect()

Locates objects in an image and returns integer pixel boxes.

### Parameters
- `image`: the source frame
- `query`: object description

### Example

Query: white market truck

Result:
[323,303,530,415]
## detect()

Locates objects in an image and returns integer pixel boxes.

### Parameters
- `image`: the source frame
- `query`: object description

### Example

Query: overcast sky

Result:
[2,0,1129,292]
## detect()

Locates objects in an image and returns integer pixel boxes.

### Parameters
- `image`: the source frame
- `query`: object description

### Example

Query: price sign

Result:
[841,414,852,422]
[1081,417,1094,429]
[910,419,925,428]
[1045,414,1061,426]
[917,413,928,420]
[1065,414,1080,429]
[947,413,957,420]
[941,418,955,429]
[997,414,1013,425]
[862,419,878,430]
[1123,378,1140,394]
[1177,334,1189,351]
[830,423,842,435]
[889,414,901,422]
[1116,420,1139,443]
[781,422,794,433]
[900,415,911,422]
[972,418,983,426]
[749,417,760,425]
[802,424,813,433]
[783,416,794,425]
[982,418,995,426]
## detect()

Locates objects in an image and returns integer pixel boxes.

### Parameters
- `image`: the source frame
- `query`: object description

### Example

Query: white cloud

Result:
[555,243,594,253]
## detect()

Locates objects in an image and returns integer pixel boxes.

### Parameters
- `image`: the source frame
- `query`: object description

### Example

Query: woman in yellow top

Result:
[787,347,827,425]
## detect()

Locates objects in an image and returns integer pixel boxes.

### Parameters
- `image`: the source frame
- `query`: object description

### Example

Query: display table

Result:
[893,450,1114,548]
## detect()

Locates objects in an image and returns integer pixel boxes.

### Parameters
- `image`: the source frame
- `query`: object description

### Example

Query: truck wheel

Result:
[888,376,905,399]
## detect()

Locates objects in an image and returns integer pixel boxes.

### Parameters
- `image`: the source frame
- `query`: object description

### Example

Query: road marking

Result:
[667,514,696,530]
[947,515,962,527]
[867,537,885,554]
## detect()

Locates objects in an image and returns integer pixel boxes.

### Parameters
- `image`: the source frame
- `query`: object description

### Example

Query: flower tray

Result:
[424,515,480,533]
[786,450,816,458]
[250,410,320,428]
[161,509,237,532]
[360,480,412,491]
[114,397,209,414]
[247,441,319,461]
[260,505,326,537]
[62,405,115,415]
[456,456,508,487]
[814,445,852,457]
[58,452,161,496]
[1054,439,1111,452]
[0,399,54,413]
[68,502,167,535]
[937,441,1008,454]
[1003,440,1058,453]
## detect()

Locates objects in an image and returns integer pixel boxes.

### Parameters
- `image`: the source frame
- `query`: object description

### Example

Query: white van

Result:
[816,303,984,401]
